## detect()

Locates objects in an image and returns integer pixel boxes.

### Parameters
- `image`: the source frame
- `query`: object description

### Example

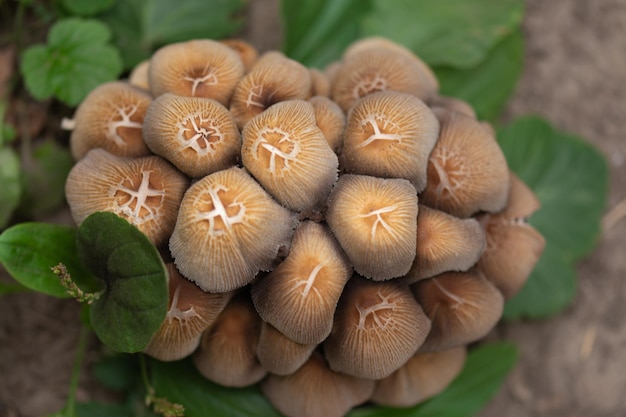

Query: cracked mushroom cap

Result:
[326,175,418,280]
[251,221,352,344]
[65,149,189,246]
[143,93,241,178]
[341,91,440,191]
[256,322,317,376]
[169,167,298,292]
[262,352,375,417]
[324,277,431,379]
[69,81,152,160]
[411,270,504,352]
[309,95,346,152]
[142,263,234,361]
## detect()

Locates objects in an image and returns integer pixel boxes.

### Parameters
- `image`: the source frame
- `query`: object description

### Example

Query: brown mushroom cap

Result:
[429,95,476,119]
[262,352,375,417]
[149,39,244,105]
[251,221,352,344]
[65,149,189,246]
[326,175,418,280]
[341,91,439,191]
[143,263,234,361]
[371,346,467,407]
[69,81,152,160]
[193,293,267,387]
[256,322,317,376]
[219,38,259,72]
[309,95,346,152]
[324,277,431,379]
[308,68,331,97]
[128,60,150,91]
[411,270,504,352]
[169,167,298,292]
[143,93,241,178]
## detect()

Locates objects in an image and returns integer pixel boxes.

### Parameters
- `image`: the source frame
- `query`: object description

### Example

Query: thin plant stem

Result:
[66,325,91,417]
[140,354,185,417]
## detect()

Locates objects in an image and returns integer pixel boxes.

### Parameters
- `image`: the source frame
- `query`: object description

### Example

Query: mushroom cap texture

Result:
[219,38,259,72]
[169,167,298,292]
[309,95,346,152]
[256,322,317,376]
[128,60,151,91]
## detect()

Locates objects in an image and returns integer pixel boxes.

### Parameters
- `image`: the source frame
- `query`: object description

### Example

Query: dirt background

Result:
[1,0,625,416]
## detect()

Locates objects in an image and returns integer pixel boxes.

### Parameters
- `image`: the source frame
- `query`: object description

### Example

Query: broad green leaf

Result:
[0,147,21,228]
[20,18,123,106]
[348,343,518,417]
[361,0,524,68]
[76,402,135,417]
[435,30,524,121]
[62,0,115,16]
[94,353,140,391]
[77,212,168,352]
[0,223,96,297]
[498,117,608,319]
[281,0,372,68]
[100,0,246,69]
[0,280,29,295]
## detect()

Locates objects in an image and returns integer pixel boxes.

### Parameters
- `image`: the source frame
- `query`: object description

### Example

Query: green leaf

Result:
[281,0,373,68]
[20,18,123,106]
[0,281,30,295]
[62,0,116,16]
[47,402,137,417]
[0,147,21,228]
[361,0,524,68]
[348,343,518,417]
[497,117,609,319]
[94,353,141,391]
[77,212,168,352]
[435,30,524,122]
[99,0,246,69]
[0,223,97,297]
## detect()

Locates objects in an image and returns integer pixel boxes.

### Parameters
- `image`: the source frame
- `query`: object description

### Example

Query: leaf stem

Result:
[140,354,185,417]
[66,325,90,417]
[51,263,103,304]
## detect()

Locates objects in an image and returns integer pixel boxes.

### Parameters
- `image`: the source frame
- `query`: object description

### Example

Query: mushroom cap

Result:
[143,263,234,361]
[262,352,375,417]
[251,221,352,344]
[193,293,267,387]
[256,322,317,376]
[500,172,542,219]
[69,81,152,160]
[308,68,331,97]
[241,100,338,213]
[128,60,151,91]
[341,91,440,191]
[65,149,189,246]
[411,270,504,352]
[326,174,418,280]
[143,93,241,178]
[149,39,244,105]
[309,95,346,152]
[324,277,431,379]
[429,95,476,119]
[219,38,259,72]
[169,167,298,292]
[371,346,467,407]
[421,109,510,218]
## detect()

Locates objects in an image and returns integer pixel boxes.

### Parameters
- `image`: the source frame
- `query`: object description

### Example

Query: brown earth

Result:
[1,0,625,416]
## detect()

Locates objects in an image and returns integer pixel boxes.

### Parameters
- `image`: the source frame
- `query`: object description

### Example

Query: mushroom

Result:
[128,60,150,91]
[143,263,234,361]
[143,93,241,178]
[256,322,317,376]
[149,39,244,105]
[65,149,189,246]
[169,166,298,292]
[68,81,153,160]
[219,38,259,72]
[241,99,338,213]
[309,95,346,152]
[411,270,503,352]
[324,277,431,379]
[429,95,476,119]
[262,352,375,417]
[308,68,331,97]
[326,174,418,280]
[193,292,267,387]
[341,91,440,191]
[371,346,467,407]
[251,221,352,344]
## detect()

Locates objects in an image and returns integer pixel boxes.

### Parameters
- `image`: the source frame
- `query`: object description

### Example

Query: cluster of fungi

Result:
[64,37,546,417]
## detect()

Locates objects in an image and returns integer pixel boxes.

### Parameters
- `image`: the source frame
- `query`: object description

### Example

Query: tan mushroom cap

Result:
[404,204,486,283]
[143,93,241,178]
[421,109,510,218]
[69,81,152,160]
[149,39,244,105]
[324,277,431,379]
[309,95,346,152]
[241,100,338,213]
[251,221,352,344]
[429,95,477,119]
[169,167,298,292]
[65,149,189,246]
[230,52,312,129]
[262,352,375,417]
[219,38,259,72]
[308,68,331,97]
[341,91,440,191]
[371,346,467,407]
[193,293,267,387]
[256,322,317,376]
[326,175,418,280]
[143,263,234,361]
[128,60,150,91]
[411,270,504,352]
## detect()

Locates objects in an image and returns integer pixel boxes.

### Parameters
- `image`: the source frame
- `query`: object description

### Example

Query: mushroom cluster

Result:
[64,37,545,417]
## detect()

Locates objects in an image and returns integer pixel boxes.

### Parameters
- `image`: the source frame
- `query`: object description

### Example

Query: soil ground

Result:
[1,0,625,416]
